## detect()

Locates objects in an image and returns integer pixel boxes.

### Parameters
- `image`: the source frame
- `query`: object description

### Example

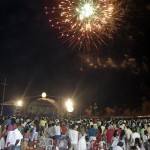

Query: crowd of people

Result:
[0,115,150,150]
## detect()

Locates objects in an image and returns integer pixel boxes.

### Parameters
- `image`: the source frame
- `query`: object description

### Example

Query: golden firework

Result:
[46,0,124,51]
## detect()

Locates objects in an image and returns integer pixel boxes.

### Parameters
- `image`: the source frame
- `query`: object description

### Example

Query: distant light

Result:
[67,105,74,112]
[16,100,23,107]
[66,99,74,112]
[42,92,47,98]
[66,99,73,107]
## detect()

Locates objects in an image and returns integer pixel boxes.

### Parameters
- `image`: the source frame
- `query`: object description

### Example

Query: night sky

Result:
[0,0,150,109]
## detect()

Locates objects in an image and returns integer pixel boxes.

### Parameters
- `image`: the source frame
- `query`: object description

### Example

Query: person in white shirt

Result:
[78,126,86,150]
[131,128,140,146]
[54,123,61,140]
[68,124,79,150]
[0,137,5,150]
[143,130,149,143]
[49,123,55,139]
[111,130,119,149]
[97,120,101,127]
[113,145,123,150]
[113,141,124,150]
[5,131,14,149]
[6,123,23,150]
[0,125,5,150]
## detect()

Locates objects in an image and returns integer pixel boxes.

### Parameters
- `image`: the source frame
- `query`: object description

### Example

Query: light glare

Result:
[66,99,73,107]
[16,100,22,107]
[67,105,74,112]
[42,92,47,98]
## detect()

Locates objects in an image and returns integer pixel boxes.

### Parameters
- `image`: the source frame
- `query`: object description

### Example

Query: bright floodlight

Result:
[42,92,47,98]
[66,99,73,107]
[16,100,23,107]
[66,106,74,112]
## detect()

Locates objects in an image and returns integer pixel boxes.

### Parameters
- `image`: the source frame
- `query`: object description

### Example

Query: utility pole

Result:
[1,78,7,116]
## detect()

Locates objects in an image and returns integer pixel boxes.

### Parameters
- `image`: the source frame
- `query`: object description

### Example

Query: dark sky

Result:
[0,0,150,109]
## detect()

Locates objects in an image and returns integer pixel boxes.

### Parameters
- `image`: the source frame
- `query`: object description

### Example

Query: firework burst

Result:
[45,0,125,51]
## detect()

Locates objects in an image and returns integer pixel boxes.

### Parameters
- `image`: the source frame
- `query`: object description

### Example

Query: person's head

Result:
[117,141,124,147]
[126,125,130,129]
[130,146,138,150]
[113,130,118,137]
[141,123,144,129]
[98,126,102,133]
[120,130,125,140]
[135,138,141,148]
[132,127,137,133]
[24,128,29,133]
[48,124,51,128]
[11,118,16,125]
[72,124,76,130]
[12,123,18,130]
[144,130,148,136]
